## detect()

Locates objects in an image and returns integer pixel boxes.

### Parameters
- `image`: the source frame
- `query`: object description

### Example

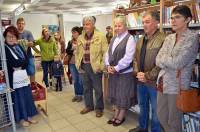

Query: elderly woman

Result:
[105,15,136,126]
[3,26,37,127]
[156,5,199,132]
[34,28,57,88]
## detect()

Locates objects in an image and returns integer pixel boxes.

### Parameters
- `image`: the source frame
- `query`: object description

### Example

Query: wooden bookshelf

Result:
[113,0,198,32]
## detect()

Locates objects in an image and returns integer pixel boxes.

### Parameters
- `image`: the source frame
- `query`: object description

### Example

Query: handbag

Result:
[176,70,200,113]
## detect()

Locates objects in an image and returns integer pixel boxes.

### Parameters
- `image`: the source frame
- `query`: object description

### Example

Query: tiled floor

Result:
[1,71,138,132]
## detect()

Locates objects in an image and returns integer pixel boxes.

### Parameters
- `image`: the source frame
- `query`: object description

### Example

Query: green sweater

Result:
[34,37,58,61]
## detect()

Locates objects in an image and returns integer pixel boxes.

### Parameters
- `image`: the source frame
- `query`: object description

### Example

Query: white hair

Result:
[82,16,95,25]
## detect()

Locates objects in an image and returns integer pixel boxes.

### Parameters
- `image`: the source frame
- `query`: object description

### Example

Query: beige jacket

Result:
[75,29,108,73]
[156,29,199,94]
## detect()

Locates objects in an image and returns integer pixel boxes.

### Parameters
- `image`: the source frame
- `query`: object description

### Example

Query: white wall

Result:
[16,13,58,39]
[63,13,82,43]
[15,13,113,41]
[95,14,112,34]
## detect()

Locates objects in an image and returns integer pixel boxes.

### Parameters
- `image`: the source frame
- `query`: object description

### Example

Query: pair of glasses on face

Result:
[170,15,184,21]
[6,35,17,40]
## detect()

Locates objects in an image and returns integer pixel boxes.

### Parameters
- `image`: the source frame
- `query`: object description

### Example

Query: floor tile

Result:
[29,124,52,132]
[55,125,79,132]
[48,119,70,131]
[66,114,87,124]
[102,124,126,132]
[87,127,105,132]
[74,120,97,132]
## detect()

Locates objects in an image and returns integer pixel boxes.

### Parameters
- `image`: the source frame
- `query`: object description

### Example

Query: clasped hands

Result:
[107,66,117,74]
[136,72,147,82]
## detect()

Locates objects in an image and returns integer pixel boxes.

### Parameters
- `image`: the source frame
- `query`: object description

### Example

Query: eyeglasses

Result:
[170,15,184,21]
[6,35,17,40]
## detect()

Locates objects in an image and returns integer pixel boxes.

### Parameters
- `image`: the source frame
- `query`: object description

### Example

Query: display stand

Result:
[0,11,16,132]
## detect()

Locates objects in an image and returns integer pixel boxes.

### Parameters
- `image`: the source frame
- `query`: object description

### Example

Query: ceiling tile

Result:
[60,4,79,8]
[42,3,62,7]
[82,3,103,7]
[36,6,55,10]
[74,0,97,2]
[67,1,87,5]
[48,0,72,4]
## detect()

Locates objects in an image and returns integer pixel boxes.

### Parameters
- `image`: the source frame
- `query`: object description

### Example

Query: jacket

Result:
[133,30,166,88]
[156,29,199,94]
[34,36,57,61]
[75,29,108,73]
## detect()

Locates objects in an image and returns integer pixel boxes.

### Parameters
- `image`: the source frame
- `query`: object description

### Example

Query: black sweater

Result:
[4,43,28,88]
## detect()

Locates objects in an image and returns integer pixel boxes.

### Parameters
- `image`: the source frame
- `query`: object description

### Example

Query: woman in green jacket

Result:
[34,28,57,88]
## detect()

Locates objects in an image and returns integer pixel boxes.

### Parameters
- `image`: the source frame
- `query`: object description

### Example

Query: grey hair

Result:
[114,15,127,27]
[143,10,160,22]
[82,16,96,25]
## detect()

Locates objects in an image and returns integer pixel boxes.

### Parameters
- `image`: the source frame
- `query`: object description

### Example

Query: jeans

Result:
[137,84,161,132]
[41,61,53,87]
[55,76,62,91]
[69,64,83,95]
[80,63,104,110]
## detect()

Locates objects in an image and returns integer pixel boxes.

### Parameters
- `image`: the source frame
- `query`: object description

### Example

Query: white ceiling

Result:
[0,0,129,15]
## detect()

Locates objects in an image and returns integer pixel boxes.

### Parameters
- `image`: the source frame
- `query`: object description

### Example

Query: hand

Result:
[107,66,116,74]
[96,68,102,73]
[136,72,147,82]
[27,41,34,47]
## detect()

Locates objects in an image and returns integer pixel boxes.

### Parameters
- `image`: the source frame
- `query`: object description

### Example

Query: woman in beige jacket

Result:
[156,5,199,132]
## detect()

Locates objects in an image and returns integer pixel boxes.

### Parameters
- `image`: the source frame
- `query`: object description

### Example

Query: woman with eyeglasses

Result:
[156,5,199,132]
[3,26,38,127]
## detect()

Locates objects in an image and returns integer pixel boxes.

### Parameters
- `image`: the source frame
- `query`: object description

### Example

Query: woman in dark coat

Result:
[3,26,37,127]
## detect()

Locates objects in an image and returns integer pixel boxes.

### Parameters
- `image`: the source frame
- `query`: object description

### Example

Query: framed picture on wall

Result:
[42,25,59,35]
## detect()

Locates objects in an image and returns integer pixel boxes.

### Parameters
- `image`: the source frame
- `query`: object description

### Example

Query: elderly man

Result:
[129,10,165,132]
[75,16,108,117]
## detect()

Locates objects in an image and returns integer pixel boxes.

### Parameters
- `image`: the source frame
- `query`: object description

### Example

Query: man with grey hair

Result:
[129,10,165,132]
[75,16,108,117]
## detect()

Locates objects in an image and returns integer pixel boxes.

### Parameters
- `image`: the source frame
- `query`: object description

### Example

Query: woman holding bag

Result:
[3,26,37,127]
[156,5,199,132]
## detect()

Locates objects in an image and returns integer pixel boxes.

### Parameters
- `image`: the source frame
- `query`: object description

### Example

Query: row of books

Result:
[126,2,200,29]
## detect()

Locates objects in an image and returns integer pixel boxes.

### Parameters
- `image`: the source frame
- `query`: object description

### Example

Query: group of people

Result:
[1,4,199,132]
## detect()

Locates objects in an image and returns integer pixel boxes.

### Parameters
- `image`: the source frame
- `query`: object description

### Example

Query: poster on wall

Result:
[42,25,59,35]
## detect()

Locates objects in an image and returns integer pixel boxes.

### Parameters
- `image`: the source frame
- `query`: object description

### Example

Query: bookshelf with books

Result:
[113,0,200,31]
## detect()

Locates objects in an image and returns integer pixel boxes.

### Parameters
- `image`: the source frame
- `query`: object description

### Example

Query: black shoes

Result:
[107,117,125,126]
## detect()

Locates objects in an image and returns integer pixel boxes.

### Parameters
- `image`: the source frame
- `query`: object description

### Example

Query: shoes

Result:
[76,96,83,102]
[72,96,83,102]
[20,120,30,127]
[113,118,125,127]
[129,126,148,132]
[107,117,116,124]
[28,118,38,124]
[80,107,94,114]
[72,96,78,102]
[96,110,103,118]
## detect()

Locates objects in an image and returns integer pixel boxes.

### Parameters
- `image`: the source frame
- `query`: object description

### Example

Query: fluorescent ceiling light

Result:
[30,0,40,5]
[14,4,25,16]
